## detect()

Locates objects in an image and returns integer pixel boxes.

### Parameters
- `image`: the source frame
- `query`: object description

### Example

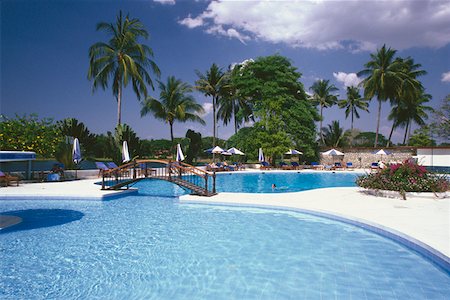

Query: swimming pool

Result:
[1,181,449,299]
[213,171,360,193]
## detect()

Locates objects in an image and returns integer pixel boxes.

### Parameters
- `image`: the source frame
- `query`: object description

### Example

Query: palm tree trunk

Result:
[351,110,354,132]
[117,85,122,126]
[319,105,324,144]
[170,122,174,159]
[403,122,409,145]
[386,122,395,147]
[374,99,382,148]
[213,96,217,146]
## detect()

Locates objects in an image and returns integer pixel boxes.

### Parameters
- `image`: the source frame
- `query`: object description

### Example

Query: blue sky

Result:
[1,0,449,144]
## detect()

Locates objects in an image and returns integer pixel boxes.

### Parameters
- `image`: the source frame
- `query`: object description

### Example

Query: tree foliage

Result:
[0,114,63,158]
[185,129,202,164]
[231,55,319,163]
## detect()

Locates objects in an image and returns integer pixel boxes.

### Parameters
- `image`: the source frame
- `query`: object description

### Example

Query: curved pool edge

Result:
[179,189,450,274]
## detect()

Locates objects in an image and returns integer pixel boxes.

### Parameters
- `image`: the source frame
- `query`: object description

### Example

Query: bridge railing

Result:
[101,159,216,195]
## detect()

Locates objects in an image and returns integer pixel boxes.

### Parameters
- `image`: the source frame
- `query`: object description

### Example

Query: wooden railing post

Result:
[133,161,136,179]
[212,171,216,194]
[168,160,172,182]
[102,173,105,190]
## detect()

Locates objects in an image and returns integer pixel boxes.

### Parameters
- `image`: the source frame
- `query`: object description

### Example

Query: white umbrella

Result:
[374,149,391,161]
[176,143,185,162]
[211,146,225,154]
[122,141,130,163]
[321,148,344,156]
[72,138,81,179]
[258,148,265,162]
[285,149,303,155]
[221,151,232,156]
[227,147,245,155]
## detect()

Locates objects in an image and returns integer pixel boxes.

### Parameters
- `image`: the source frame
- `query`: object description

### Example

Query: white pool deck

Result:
[0,173,448,262]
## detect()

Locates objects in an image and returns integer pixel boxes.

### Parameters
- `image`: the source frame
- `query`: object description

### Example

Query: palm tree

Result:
[357,44,403,147]
[217,69,253,134]
[338,86,369,132]
[385,57,427,146]
[140,76,205,149]
[88,11,160,126]
[322,120,345,147]
[195,63,226,146]
[309,79,338,144]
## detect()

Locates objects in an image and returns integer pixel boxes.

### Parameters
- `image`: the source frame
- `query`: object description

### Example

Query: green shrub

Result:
[357,160,449,199]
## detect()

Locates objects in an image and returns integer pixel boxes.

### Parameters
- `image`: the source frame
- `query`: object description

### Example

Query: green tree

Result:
[195,63,227,146]
[309,79,338,144]
[429,94,450,144]
[232,55,319,163]
[353,131,388,147]
[338,86,369,133]
[226,127,261,162]
[88,11,160,126]
[185,129,202,164]
[408,126,436,146]
[358,44,404,147]
[106,124,142,164]
[140,76,205,152]
[0,114,63,158]
[322,120,346,147]
[57,118,96,155]
[218,65,253,134]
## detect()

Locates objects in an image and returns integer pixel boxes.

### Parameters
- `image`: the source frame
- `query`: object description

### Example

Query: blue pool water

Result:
[214,171,360,193]
[1,181,449,299]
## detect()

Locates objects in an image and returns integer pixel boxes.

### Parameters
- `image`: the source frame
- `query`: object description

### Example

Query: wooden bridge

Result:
[101,159,216,197]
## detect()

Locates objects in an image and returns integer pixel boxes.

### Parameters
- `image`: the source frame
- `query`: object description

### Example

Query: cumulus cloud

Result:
[441,71,450,83]
[179,0,450,51]
[202,102,213,115]
[333,72,362,87]
[153,0,175,5]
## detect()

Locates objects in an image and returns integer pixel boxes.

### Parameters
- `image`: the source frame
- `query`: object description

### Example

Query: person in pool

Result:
[272,183,276,189]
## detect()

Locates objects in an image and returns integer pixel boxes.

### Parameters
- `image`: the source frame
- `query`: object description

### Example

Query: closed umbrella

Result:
[258,148,265,162]
[122,141,130,163]
[176,144,185,162]
[72,138,81,179]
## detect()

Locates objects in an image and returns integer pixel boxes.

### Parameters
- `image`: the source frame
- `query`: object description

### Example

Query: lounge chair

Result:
[0,170,20,187]
[334,162,344,170]
[370,162,379,173]
[311,162,324,170]
[279,161,292,170]
[291,162,301,170]
[95,162,110,177]
[260,161,272,170]
[106,162,119,169]
[346,162,354,170]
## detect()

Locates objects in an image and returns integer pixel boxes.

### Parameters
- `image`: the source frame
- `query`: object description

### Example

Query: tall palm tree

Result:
[195,63,226,146]
[338,86,369,132]
[309,79,338,144]
[88,11,160,126]
[217,69,253,134]
[357,44,403,147]
[385,57,426,146]
[140,76,205,149]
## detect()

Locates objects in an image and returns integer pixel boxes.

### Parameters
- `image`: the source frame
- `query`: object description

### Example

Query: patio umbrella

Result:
[72,138,81,179]
[227,147,245,155]
[176,143,185,162]
[122,141,130,163]
[258,148,265,162]
[321,148,344,156]
[211,146,225,153]
[285,149,303,155]
[374,149,391,161]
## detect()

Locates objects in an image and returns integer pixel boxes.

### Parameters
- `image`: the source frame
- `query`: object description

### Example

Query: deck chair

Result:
[334,162,344,170]
[260,161,272,170]
[291,162,301,170]
[346,162,354,170]
[279,161,291,170]
[95,162,110,177]
[311,162,324,170]
[106,162,119,169]
[370,162,380,173]
[0,170,20,187]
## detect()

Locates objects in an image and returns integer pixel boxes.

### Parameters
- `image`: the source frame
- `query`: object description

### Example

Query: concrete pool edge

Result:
[179,190,450,273]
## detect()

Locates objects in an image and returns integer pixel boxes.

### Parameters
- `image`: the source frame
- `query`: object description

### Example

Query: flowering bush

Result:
[357,160,449,199]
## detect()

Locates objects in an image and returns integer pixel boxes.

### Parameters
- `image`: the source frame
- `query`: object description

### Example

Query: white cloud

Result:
[153,0,175,5]
[178,15,203,28]
[441,71,450,82]
[333,72,362,87]
[179,0,450,51]
[202,102,213,115]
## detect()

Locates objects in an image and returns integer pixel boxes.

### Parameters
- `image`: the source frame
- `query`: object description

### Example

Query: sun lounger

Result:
[0,170,20,186]
[370,162,380,173]
[260,161,272,170]
[346,162,354,170]
[95,162,110,177]
[279,161,292,170]
[334,162,344,170]
[106,162,119,169]
[311,162,324,170]
[291,162,301,170]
